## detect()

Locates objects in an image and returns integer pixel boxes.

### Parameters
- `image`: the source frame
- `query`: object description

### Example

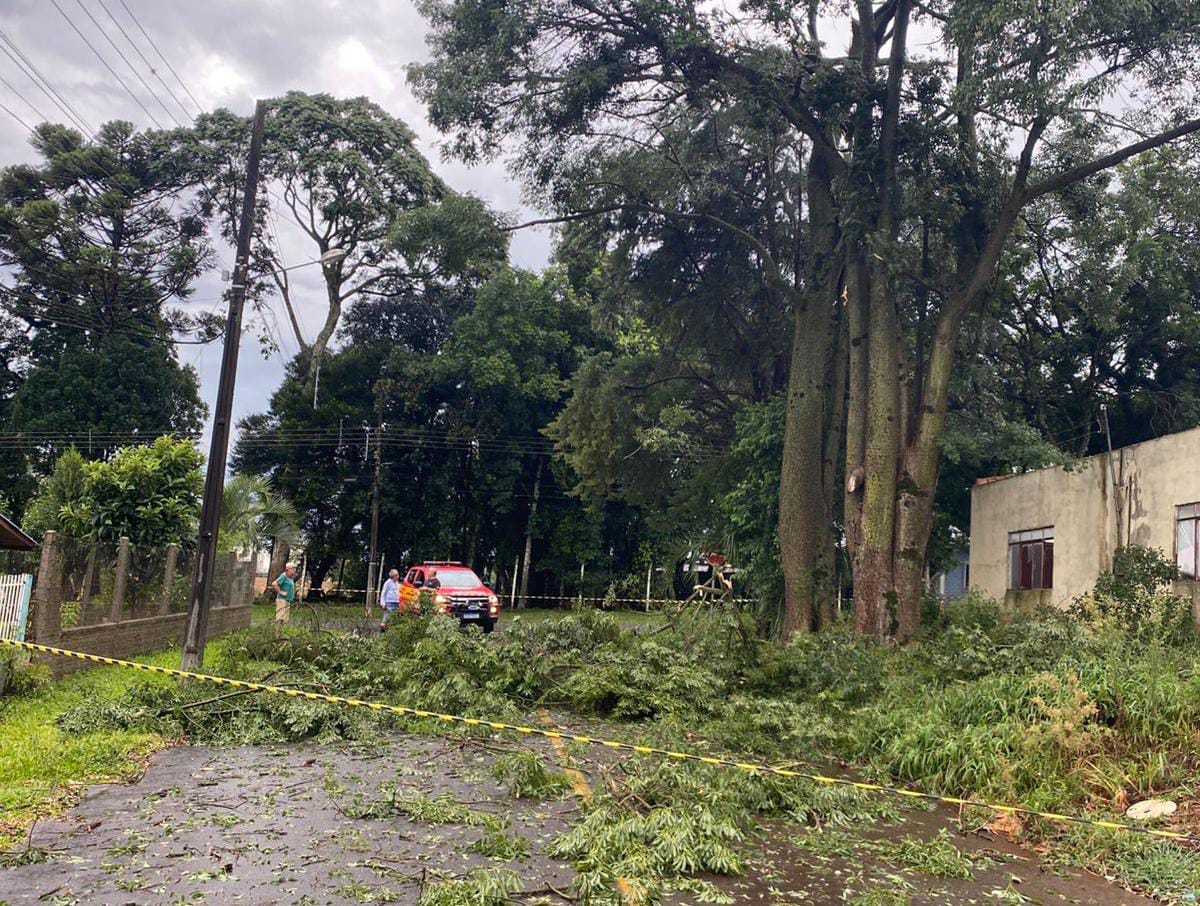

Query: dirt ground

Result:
[0,722,1161,906]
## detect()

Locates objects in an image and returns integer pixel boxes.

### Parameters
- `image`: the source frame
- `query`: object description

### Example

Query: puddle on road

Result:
[0,734,1168,905]
[694,800,1160,905]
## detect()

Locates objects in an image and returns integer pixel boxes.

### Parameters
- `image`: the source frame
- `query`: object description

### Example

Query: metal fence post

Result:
[110,536,131,624]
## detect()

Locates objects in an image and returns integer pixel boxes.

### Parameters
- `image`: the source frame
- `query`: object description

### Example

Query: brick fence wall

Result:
[28,531,253,676]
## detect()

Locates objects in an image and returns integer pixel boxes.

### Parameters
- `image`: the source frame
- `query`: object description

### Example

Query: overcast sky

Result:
[0,0,552,449]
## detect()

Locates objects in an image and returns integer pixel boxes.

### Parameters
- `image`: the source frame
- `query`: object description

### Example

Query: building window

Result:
[1008,527,1053,591]
[1176,504,1200,579]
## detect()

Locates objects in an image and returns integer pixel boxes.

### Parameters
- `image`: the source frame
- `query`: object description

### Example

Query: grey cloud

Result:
[1,0,552,450]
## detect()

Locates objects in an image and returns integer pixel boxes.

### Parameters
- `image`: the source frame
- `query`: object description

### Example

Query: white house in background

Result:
[969,425,1200,617]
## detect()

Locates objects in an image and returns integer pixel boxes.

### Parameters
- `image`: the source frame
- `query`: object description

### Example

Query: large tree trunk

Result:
[843,254,870,567]
[819,295,848,630]
[853,257,902,639]
[778,156,840,642]
[306,265,345,391]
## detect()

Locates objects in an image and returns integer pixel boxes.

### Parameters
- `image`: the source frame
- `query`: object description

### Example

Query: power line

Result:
[0,70,224,348]
[71,0,179,127]
[0,287,221,346]
[49,0,165,128]
[0,29,95,136]
[0,73,50,124]
[94,0,190,124]
[0,96,33,132]
[116,0,202,114]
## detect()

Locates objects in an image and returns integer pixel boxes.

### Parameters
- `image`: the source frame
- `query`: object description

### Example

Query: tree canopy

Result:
[412,0,1200,639]
[0,120,209,482]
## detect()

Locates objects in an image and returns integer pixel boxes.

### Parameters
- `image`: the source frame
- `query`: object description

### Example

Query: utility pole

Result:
[1100,404,1126,551]
[180,99,267,670]
[364,405,383,617]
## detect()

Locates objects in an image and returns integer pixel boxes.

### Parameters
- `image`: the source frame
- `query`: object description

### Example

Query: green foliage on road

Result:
[34,561,1200,901]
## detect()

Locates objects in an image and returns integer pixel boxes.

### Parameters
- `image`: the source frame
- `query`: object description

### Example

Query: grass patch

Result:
[0,639,232,846]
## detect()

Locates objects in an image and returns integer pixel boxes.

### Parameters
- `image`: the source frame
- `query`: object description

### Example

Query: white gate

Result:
[0,574,32,642]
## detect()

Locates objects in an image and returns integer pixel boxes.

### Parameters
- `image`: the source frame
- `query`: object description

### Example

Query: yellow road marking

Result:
[536,708,636,902]
[536,707,592,803]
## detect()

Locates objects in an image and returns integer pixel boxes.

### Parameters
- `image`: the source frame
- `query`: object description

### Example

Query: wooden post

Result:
[181,98,268,671]
[645,560,653,613]
[110,536,131,625]
[31,530,63,644]
[159,543,180,615]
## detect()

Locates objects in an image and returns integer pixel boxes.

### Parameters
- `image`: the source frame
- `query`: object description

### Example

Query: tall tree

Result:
[987,149,1200,454]
[413,0,1200,640]
[190,93,446,391]
[0,121,210,471]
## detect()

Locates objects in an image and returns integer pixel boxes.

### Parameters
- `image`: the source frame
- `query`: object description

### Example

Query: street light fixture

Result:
[268,247,348,275]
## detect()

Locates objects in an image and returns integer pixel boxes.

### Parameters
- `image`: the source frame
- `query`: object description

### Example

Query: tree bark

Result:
[305,262,346,390]
[843,253,870,565]
[267,539,290,600]
[854,259,902,639]
[819,292,848,630]
[778,154,840,642]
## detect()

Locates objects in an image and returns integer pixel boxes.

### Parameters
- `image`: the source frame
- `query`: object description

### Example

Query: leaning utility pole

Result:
[364,405,383,617]
[181,99,267,670]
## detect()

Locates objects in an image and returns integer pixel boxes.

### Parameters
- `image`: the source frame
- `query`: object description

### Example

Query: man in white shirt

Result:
[380,568,401,632]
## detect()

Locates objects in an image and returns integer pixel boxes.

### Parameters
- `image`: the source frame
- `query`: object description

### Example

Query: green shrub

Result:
[1069,546,1192,644]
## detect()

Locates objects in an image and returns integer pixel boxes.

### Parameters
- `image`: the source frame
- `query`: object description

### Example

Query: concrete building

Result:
[969,424,1200,612]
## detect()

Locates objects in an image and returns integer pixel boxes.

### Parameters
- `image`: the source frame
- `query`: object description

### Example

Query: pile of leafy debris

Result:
[54,561,1200,902]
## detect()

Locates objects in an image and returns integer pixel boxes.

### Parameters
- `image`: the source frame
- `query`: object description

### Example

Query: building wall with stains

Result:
[969,425,1200,613]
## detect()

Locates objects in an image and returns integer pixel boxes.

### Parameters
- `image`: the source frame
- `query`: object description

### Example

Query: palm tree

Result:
[219,475,301,556]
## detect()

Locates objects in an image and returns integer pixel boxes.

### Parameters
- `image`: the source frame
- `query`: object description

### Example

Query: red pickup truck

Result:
[399,561,501,632]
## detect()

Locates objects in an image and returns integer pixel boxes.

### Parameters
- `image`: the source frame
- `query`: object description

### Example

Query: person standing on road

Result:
[380,568,401,632]
[272,564,297,630]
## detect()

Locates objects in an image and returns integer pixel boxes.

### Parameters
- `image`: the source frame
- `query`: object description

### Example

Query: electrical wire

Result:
[0,62,224,347]
[0,97,33,132]
[116,0,203,114]
[0,73,50,124]
[0,28,95,136]
[0,287,220,346]
[70,0,180,127]
[94,0,190,124]
[49,0,164,128]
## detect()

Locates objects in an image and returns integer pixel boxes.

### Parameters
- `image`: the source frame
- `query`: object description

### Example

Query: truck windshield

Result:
[433,569,482,589]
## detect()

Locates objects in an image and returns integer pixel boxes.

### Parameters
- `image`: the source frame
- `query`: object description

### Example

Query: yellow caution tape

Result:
[299,592,751,605]
[4,637,1196,844]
